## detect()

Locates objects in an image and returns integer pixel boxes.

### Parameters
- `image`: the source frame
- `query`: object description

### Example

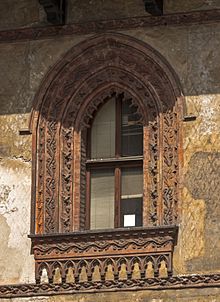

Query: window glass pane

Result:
[120,198,142,227]
[91,98,115,159]
[121,168,143,227]
[90,169,115,229]
[121,167,143,198]
[121,99,143,157]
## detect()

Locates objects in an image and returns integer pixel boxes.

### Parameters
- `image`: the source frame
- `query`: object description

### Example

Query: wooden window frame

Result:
[85,95,143,230]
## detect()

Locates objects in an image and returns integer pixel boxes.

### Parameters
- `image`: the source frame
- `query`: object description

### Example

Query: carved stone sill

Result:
[1,274,220,298]
[29,225,178,285]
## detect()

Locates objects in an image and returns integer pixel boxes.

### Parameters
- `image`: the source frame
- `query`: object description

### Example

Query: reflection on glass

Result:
[121,99,143,157]
[91,98,115,159]
[90,169,115,230]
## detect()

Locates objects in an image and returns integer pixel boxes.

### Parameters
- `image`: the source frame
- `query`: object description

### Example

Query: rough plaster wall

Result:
[0,22,220,287]
[164,0,220,13]
[66,0,149,23]
[0,157,34,284]
[0,0,47,30]
[67,0,220,23]
[0,0,220,31]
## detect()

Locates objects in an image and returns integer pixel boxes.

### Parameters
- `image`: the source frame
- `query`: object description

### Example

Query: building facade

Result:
[0,1,220,301]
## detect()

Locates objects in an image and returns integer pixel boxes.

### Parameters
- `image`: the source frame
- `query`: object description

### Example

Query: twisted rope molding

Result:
[0,274,220,298]
[0,9,220,43]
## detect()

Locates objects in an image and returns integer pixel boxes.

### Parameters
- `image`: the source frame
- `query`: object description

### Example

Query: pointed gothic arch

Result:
[30,32,185,235]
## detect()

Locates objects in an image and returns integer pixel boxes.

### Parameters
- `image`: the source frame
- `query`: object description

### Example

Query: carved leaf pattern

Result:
[61,127,73,232]
[36,116,46,234]
[162,110,179,224]
[45,120,57,233]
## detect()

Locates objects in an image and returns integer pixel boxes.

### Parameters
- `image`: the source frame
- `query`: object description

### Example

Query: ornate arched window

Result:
[87,94,143,230]
[29,33,185,286]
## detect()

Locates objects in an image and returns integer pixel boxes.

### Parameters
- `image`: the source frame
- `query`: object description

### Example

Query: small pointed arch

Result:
[75,259,89,282]
[51,261,63,283]
[157,254,169,278]
[64,260,75,273]
[130,256,142,270]
[76,259,88,274]
[89,259,103,281]
[104,257,117,274]
[51,260,62,271]
[130,256,142,279]
[144,255,156,269]
[144,255,156,278]
[37,262,50,284]
[64,260,75,283]
[157,254,169,268]
[117,257,129,272]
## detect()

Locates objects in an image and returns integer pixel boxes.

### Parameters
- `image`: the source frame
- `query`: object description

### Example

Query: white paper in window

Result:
[124,214,135,227]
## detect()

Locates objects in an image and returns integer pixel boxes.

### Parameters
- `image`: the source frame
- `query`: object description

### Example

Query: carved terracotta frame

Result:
[30,32,185,235]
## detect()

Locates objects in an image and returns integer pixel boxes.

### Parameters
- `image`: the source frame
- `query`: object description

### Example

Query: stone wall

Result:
[0,0,47,30]
[0,0,220,300]
[164,0,220,13]
[66,0,150,23]
[67,0,220,23]
[1,1,220,30]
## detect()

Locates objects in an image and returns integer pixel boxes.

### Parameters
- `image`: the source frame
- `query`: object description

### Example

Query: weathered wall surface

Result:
[0,157,34,284]
[1,0,220,31]
[67,0,220,23]
[66,0,150,23]
[164,0,220,13]
[0,1,220,300]
[0,0,47,30]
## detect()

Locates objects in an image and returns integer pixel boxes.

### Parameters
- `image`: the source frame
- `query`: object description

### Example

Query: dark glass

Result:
[120,198,142,227]
[121,99,143,157]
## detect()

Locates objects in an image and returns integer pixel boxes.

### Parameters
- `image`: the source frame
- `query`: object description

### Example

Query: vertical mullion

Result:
[114,167,121,228]
[115,95,122,227]
[115,96,122,158]
[85,170,91,229]
[85,127,91,230]
[87,128,91,159]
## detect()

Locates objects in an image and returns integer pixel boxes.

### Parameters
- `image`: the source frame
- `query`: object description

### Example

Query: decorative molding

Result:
[0,10,220,44]
[30,225,178,256]
[28,33,184,286]
[30,226,178,284]
[1,274,220,298]
[31,33,184,234]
